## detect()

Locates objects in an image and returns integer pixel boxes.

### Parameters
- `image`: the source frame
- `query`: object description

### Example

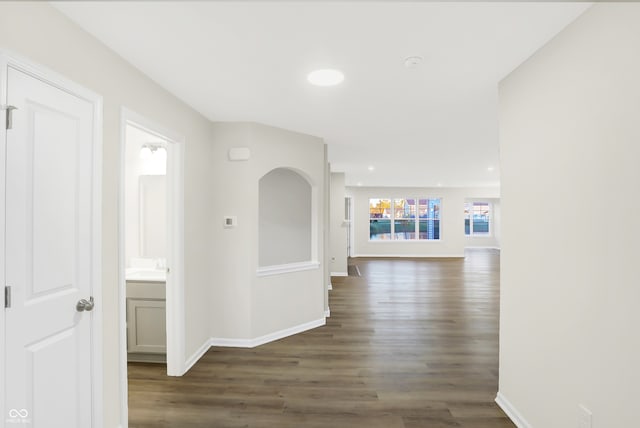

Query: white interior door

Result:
[4,65,97,427]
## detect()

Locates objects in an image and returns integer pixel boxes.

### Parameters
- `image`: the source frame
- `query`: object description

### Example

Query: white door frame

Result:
[0,51,103,427]
[118,108,185,426]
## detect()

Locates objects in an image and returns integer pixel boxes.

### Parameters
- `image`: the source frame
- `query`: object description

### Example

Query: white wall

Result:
[330,172,348,276]
[347,186,499,257]
[0,3,213,426]
[464,198,501,249]
[210,122,327,340]
[498,4,640,427]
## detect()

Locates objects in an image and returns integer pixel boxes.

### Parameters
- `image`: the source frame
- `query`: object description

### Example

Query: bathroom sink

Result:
[126,268,166,282]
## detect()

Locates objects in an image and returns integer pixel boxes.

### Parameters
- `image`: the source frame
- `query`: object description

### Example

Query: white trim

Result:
[211,317,326,349]
[324,308,331,317]
[117,111,128,428]
[165,127,186,377]
[256,261,320,277]
[139,318,328,386]
[328,282,333,290]
[351,253,464,258]
[118,110,186,427]
[0,50,104,428]
[0,54,7,428]
[464,246,501,251]
[183,338,213,374]
[330,271,348,277]
[495,392,532,428]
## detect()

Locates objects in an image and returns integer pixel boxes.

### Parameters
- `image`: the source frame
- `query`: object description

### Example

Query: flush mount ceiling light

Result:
[307,69,344,87]
[367,165,375,171]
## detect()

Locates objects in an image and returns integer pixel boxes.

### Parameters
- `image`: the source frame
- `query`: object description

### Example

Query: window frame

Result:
[369,197,441,242]
[464,201,492,237]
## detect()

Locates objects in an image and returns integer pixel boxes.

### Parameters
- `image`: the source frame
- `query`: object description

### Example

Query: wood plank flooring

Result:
[128,249,513,427]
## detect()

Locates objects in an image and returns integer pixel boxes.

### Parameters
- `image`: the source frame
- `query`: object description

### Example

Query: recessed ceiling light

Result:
[357,182,363,187]
[437,182,443,187]
[367,165,375,171]
[487,166,495,172]
[307,69,344,87]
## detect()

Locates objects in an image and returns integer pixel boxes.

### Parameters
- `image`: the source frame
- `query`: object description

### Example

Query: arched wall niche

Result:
[258,167,317,270]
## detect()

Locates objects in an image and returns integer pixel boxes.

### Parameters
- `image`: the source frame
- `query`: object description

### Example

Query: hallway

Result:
[128,250,513,427]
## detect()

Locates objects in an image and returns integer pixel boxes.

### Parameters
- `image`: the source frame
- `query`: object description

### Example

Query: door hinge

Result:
[4,286,11,308]
[3,105,17,130]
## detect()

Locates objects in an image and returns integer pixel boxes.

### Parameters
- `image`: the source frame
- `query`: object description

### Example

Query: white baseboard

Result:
[183,338,212,374]
[495,392,532,428]
[324,308,330,317]
[465,246,501,250]
[330,271,348,277]
[208,337,252,348]
[183,318,327,373]
[352,253,464,258]
[210,317,326,349]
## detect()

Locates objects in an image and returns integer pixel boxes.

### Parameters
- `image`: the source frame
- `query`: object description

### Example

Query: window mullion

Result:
[415,196,419,240]
[390,198,395,239]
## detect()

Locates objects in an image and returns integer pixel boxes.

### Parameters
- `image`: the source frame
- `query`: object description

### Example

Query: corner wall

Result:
[498,4,640,427]
[210,122,327,341]
[330,173,348,275]
[347,186,499,257]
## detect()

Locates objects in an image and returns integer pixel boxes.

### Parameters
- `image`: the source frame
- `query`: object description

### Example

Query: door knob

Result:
[76,296,94,312]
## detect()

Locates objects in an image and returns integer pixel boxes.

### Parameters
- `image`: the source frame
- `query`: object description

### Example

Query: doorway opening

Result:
[345,196,353,257]
[119,109,185,426]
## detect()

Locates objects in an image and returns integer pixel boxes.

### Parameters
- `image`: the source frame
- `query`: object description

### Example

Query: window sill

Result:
[368,239,442,243]
[256,261,320,277]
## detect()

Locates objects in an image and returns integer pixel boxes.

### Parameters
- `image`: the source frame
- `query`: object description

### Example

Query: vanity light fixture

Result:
[139,144,166,159]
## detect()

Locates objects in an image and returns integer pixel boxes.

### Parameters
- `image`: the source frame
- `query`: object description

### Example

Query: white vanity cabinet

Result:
[126,280,166,363]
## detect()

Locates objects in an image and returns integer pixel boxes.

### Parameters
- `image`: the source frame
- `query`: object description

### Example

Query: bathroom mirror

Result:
[139,175,167,258]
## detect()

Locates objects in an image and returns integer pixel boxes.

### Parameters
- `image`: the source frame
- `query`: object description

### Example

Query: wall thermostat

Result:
[224,216,237,228]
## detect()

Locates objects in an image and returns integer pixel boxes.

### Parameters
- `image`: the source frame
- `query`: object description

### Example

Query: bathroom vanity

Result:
[126,265,167,363]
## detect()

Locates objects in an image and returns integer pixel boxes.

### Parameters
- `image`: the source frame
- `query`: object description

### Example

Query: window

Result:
[464,202,490,236]
[369,198,391,240]
[370,197,440,241]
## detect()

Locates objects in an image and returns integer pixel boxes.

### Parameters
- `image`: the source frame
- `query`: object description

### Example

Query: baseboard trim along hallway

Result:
[496,392,532,428]
[184,317,327,373]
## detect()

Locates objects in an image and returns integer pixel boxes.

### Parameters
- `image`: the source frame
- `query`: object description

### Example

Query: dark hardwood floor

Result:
[128,249,513,427]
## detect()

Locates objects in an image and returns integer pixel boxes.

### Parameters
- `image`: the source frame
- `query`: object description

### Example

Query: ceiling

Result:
[53,1,591,188]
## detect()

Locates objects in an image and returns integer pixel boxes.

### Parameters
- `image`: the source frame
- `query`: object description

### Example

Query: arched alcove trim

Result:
[256,167,319,277]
